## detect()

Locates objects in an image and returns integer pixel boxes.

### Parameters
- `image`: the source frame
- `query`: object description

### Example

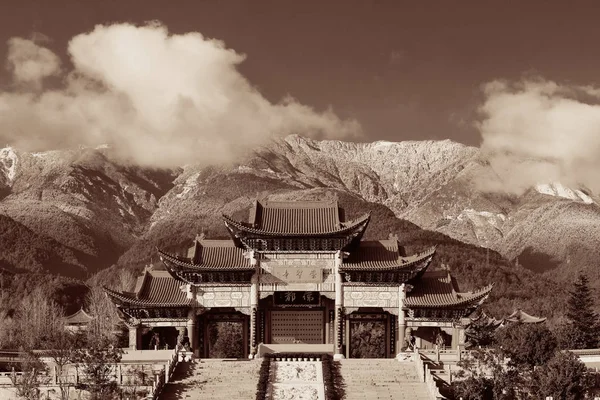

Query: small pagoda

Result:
[64,308,94,332]
[106,200,492,359]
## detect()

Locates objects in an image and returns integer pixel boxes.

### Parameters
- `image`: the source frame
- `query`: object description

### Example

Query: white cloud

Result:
[6,37,61,88]
[476,79,600,195]
[0,23,361,168]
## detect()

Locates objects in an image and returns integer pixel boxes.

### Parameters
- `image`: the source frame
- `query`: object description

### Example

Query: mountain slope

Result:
[0,147,177,277]
[0,136,597,317]
[236,136,600,285]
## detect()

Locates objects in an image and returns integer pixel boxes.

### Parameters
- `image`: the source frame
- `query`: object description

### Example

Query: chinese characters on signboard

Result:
[274,291,320,307]
[271,266,323,283]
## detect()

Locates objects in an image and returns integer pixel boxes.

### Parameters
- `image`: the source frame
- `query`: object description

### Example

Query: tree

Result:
[464,315,499,348]
[86,286,122,342]
[562,273,599,349]
[451,376,495,400]
[14,287,64,350]
[44,332,84,400]
[72,336,123,400]
[495,323,557,371]
[10,350,49,400]
[453,323,567,399]
[452,347,521,400]
[530,351,593,399]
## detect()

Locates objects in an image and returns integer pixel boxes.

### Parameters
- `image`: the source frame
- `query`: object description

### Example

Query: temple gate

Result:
[106,200,492,359]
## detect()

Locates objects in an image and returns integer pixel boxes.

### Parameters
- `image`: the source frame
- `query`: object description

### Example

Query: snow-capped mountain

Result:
[1,136,599,291]
[535,182,594,204]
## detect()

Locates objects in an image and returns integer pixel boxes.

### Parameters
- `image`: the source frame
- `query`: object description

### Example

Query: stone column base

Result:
[333,354,345,361]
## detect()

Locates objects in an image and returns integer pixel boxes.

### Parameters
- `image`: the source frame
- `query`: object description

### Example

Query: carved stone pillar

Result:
[451,326,459,349]
[334,250,345,360]
[396,283,407,356]
[457,319,468,353]
[128,325,140,350]
[249,272,259,358]
[177,326,186,347]
[187,309,197,354]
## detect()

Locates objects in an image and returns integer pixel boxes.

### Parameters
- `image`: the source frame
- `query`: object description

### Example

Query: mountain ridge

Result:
[0,135,597,318]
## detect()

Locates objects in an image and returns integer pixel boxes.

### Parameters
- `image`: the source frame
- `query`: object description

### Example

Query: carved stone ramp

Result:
[339,359,431,400]
[268,361,325,400]
[159,359,261,400]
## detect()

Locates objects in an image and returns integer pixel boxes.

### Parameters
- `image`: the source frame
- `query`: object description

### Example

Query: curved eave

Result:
[103,286,191,308]
[158,249,254,272]
[341,246,436,272]
[222,213,371,238]
[64,308,94,324]
[406,284,493,309]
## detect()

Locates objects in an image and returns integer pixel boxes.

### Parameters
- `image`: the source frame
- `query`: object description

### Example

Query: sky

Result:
[1,0,600,191]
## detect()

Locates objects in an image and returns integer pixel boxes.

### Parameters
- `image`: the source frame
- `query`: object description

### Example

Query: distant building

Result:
[63,308,94,332]
[503,309,547,324]
[106,200,492,358]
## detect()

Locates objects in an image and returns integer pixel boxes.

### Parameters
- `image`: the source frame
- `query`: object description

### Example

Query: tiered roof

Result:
[253,200,341,234]
[104,270,191,308]
[466,309,546,344]
[342,239,435,272]
[468,311,503,329]
[405,270,493,309]
[105,200,493,319]
[340,239,435,284]
[160,239,253,272]
[504,309,547,324]
[159,238,255,285]
[222,200,370,251]
[64,308,94,325]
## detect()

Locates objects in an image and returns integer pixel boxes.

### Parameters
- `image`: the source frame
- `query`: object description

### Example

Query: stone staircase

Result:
[339,359,432,400]
[160,359,261,399]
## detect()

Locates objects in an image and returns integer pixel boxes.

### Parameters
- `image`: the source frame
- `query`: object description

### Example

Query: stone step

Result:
[338,360,432,400]
[159,360,261,400]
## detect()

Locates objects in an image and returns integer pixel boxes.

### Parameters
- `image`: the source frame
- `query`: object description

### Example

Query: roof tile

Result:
[405,270,492,308]
[160,241,253,271]
[64,309,94,324]
[105,270,191,307]
[257,201,340,234]
[341,242,435,271]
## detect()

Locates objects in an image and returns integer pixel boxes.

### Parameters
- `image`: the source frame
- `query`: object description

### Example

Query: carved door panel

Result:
[349,317,387,358]
[270,310,324,344]
[204,314,247,358]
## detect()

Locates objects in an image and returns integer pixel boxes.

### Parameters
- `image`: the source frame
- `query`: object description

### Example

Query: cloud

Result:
[476,79,600,195]
[6,37,61,89]
[0,23,361,168]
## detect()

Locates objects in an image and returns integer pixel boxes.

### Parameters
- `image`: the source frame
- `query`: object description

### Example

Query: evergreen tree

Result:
[72,336,123,400]
[531,351,593,399]
[565,273,599,349]
[495,323,557,370]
